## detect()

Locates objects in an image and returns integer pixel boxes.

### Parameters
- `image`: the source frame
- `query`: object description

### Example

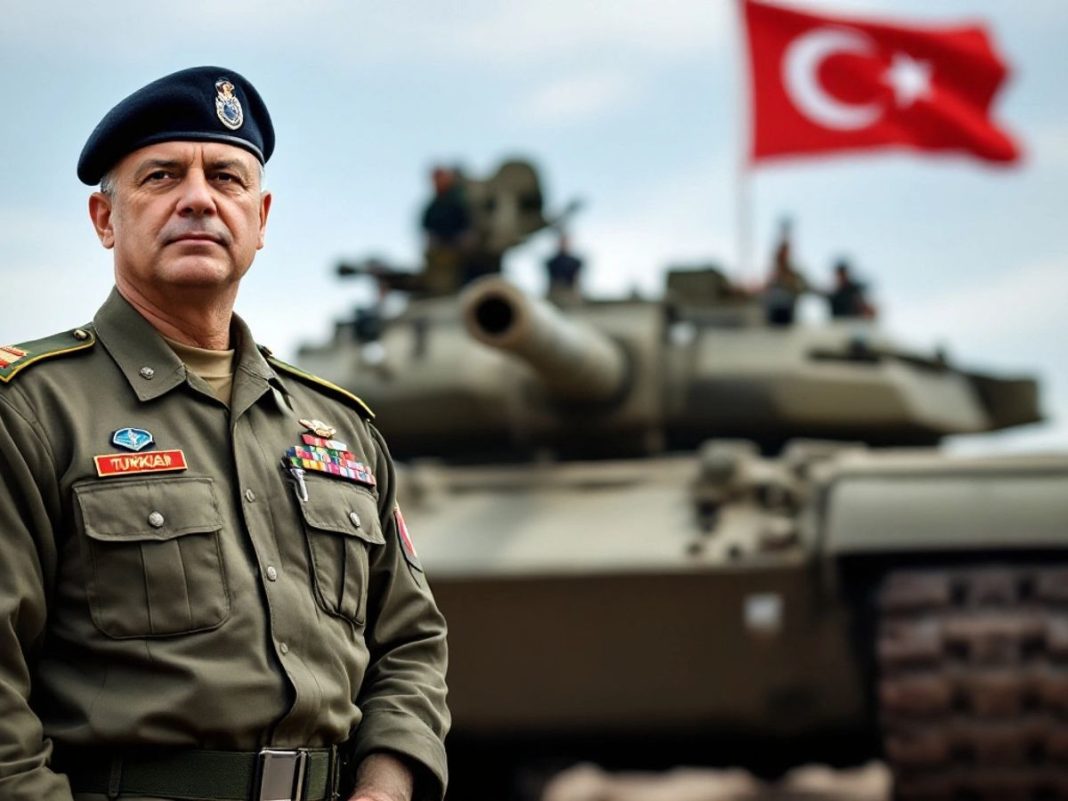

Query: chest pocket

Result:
[74,477,230,639]
[298,477,385,625]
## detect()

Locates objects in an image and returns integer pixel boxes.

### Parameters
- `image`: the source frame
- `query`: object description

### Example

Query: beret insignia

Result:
[215,79,244,131]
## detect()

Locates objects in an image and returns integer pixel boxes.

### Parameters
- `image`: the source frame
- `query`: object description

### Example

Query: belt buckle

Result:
[255,748,308,801]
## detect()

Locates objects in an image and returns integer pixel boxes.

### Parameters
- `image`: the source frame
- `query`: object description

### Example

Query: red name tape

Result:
[94,449,188,477]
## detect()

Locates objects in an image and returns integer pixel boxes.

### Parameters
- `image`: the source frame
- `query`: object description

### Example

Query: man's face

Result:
[89,141,271,297]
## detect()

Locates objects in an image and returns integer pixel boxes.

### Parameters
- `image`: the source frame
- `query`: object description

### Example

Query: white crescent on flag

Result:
[783,27,882,130]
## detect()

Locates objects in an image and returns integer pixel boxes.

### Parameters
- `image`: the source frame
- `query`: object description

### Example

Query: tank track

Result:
[876,565,1068,800]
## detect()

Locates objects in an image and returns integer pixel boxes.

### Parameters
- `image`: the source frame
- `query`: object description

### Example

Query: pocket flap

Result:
[299,478,385,545]
[75,477,222,543]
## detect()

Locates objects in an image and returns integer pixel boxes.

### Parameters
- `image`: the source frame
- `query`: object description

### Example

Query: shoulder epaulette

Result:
[262,347,375,420]
[0,327,96,384]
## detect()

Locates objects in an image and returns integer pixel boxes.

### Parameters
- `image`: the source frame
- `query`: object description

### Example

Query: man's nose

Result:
[176,171,216,216]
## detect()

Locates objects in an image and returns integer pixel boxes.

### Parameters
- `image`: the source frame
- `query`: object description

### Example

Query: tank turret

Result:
[300,265,1039,458]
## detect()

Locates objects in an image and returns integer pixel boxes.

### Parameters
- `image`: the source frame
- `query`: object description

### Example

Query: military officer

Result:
[0,67,449,801]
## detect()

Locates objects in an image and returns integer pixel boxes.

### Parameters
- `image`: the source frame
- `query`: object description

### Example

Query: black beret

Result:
[77,66,274,185]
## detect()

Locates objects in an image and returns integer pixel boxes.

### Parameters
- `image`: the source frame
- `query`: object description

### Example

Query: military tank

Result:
[299,160,1068,800]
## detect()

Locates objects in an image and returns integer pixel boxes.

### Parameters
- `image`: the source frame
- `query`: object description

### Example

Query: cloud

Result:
[575,156,735,296]
[1030,121,1068,170]
[2,0,730,69]
[514,71,642,127]
[885,258,1068,348]
[0,260,112,343]
[0,208,112,342]
[0,1,341,48]
[450,0,730,62]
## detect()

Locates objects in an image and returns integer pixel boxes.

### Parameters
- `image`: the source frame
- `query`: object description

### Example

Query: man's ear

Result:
[88,192,115,249]
[257,190,273,250]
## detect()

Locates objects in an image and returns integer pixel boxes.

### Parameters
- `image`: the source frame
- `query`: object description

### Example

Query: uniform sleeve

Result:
[0,391,73,800]
[351,424,450,801]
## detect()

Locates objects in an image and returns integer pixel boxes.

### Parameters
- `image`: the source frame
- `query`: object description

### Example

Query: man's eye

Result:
[213,173,239,184]
[144,170,173,183]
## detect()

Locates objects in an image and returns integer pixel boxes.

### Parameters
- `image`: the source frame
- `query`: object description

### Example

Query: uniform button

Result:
[266,566,278,581]
[147,511,165,528]
[139,366,155,380]
[279,642,289,654]
[349,511,361,528]
[244,488,257,502]
[72,328,90,341]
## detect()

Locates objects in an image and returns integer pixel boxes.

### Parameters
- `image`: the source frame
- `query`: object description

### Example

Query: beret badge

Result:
[215,78,244,130]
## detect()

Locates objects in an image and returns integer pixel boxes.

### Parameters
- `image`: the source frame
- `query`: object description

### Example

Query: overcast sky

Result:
[1,0,1065,453]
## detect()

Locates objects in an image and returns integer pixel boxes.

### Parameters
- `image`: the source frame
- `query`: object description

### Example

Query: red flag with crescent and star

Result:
[743,0,1021,164]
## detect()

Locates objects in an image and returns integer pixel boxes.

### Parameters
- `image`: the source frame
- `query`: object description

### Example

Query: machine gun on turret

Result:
[336,159,581,299]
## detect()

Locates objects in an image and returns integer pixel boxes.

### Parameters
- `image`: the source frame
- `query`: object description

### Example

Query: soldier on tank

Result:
[762,237,809,326]
[825,259,876,319]
[0,66,449,801]
[757,218,808,326]
[419,165,477,295]
[544,233,584,303]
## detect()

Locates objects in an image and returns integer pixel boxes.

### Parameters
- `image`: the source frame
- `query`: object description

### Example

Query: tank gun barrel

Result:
[461,277,629,404]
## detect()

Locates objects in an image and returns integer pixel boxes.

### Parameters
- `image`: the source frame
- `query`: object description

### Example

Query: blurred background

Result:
[3,4,1068,800]
[1,0,1065,452]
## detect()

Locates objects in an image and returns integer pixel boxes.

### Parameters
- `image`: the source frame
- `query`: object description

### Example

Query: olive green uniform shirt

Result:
[0,290,449,800]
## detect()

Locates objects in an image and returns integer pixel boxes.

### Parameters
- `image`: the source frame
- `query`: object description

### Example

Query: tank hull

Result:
[399,449,1068,798]
[432,565,867,736]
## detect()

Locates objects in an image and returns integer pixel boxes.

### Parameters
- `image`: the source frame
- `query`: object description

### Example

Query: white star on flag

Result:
[883,52,933,108]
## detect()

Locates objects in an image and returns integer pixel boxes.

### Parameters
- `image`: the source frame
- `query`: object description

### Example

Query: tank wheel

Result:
[876,565,1068,800]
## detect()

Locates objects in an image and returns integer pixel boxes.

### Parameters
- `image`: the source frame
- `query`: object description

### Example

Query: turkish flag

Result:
[744,0,1021,164]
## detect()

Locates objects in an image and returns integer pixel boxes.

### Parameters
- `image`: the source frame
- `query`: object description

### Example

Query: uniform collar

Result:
[93,287,279,403]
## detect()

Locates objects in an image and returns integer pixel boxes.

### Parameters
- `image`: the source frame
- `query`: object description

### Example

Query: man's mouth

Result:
[168,233,225,245]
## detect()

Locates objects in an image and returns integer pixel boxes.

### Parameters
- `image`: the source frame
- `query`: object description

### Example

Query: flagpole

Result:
[737,144,752,283]
[736,0,755,285]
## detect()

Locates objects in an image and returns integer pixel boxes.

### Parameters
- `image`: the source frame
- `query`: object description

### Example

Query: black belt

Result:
[56,746,342,801]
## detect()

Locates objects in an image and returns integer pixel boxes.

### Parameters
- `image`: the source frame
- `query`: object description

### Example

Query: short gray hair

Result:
[99,170,116,197]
